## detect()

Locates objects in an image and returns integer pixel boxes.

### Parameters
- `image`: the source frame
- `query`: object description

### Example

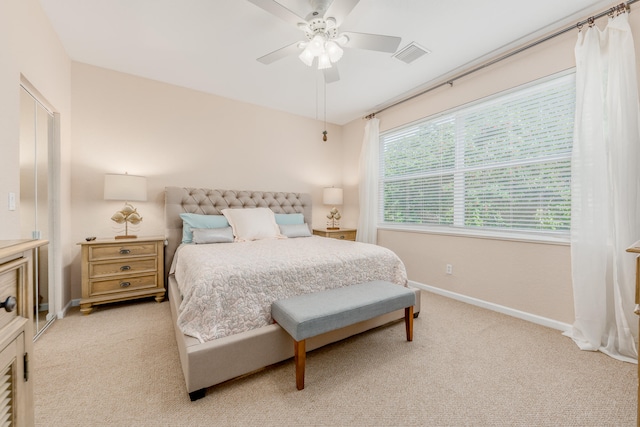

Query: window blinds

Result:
[379,73,575,236]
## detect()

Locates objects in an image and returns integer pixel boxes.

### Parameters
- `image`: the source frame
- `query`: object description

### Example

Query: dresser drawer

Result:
[89,243,158,261]
[312,228,357,241]
[327,230,356,240]
[0,258,27,332]
[90,274,158,295]
[89,258,157,278]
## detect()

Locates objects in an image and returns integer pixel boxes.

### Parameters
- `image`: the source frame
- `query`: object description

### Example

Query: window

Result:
[379,72,575,240]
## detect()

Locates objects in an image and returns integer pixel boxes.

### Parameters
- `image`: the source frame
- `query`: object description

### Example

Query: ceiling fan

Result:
[247,0,401,83]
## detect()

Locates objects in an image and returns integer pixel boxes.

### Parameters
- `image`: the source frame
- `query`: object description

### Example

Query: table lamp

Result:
[323,187,343,230]
[104,173,147,239]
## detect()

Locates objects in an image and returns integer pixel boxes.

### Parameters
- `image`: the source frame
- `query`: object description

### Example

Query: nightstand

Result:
[312,228,357,241]
[78,235,165,314]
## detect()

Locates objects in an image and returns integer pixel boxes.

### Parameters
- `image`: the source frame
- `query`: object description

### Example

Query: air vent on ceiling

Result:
[393,42,431,64]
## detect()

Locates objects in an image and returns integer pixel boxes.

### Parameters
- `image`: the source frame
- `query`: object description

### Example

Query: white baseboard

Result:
[56,299,81,319]
[409,280,572,332]
[60,287,570,333]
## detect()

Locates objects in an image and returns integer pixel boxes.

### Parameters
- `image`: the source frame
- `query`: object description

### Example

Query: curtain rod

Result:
[365,1,638,120]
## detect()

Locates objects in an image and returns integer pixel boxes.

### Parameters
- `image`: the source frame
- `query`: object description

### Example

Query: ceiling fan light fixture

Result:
[249,0,402,82]
[317,53,332,69]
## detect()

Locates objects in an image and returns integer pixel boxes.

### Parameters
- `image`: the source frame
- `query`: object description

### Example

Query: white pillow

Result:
[221,208,284,242]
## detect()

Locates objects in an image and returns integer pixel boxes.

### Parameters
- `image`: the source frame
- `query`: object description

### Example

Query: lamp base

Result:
[115,235,137,239]
[326,227,340,230]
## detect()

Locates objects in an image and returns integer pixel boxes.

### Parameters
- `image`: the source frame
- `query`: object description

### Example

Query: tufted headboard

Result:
[164,187,312,284]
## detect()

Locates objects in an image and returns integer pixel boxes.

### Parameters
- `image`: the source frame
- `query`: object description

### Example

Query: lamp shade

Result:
[323,187,343,205]
[104,174,147,202]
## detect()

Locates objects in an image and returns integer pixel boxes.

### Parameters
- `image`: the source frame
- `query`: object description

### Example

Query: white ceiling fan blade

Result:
[323,65,340,83]
[247,0,306,26]
[341,32,401,53]
[257,42,301,64]
[324,0,360,25]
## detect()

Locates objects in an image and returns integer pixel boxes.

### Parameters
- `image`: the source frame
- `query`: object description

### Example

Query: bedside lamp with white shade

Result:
[104,173,147,239]
[323,187,343,230]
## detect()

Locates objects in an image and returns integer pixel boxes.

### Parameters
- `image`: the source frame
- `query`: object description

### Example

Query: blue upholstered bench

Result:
[271,281,416,390]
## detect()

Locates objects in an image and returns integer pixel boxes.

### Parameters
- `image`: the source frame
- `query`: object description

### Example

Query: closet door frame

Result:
[19,80,60,339]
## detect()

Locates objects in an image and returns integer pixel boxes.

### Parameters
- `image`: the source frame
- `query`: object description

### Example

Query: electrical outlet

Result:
[446,264,453,275]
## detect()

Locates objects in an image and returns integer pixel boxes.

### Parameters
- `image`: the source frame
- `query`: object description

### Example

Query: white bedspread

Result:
[173,236,407,343]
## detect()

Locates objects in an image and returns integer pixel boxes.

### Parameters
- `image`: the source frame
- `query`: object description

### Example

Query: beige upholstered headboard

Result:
[164,187,312,284]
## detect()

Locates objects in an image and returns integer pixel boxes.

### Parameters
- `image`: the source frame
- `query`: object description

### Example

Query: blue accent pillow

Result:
[274,213,304,225]
[279,224,312,238]
[192,227,234,244]
[180,213,229,243]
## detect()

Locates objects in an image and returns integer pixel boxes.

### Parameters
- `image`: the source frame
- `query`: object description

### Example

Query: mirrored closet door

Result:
[20,85,56,339]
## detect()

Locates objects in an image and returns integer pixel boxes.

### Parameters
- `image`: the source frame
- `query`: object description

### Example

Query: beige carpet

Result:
[33,292,636,426]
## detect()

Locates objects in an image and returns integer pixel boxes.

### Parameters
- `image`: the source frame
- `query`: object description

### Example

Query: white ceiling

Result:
[39,0,613,125]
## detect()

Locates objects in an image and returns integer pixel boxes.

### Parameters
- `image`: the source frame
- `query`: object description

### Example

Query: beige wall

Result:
[0,0,70,237]
[69,63,344,299]
[0,0,71,313]
[342,11,640,325]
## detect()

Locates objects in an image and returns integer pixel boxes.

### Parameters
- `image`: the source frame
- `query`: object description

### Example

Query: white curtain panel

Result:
[568,12,640,363]
[357,117,380,244]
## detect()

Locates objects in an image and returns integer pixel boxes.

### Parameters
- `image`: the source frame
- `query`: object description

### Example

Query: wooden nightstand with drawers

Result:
[312,228,357,241]
[79,236,165,315]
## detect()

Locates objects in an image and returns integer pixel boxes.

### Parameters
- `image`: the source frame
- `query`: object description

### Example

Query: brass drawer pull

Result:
[120,265,131,271]
[119,248,131,255]
[0,296,16,312]
[339,235,345,239]
[120,282,131,288]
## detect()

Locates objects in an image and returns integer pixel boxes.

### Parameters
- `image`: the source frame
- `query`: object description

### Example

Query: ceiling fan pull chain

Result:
[323,80,328,141]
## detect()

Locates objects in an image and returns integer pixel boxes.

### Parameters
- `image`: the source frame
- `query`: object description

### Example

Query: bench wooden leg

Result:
[405,306,414,341]
[294,339,306,390]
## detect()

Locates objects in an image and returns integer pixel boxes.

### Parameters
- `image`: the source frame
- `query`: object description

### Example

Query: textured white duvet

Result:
[173,236,407,343]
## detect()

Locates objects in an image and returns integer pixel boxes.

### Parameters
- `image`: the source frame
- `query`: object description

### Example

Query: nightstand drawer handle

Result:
[120,281,131,288]
[0,296,16,312]
[119,249,131,254]
[120,265,131,271]
[339,235,345,239]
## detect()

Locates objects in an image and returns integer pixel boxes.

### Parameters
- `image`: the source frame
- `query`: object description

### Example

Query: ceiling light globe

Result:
[299,47,314,66]
[317,53,332,70]
[325,41,343,63]
[309,34,325,56]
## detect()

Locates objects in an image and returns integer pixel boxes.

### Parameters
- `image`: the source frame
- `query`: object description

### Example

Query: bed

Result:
[164,187,421,400]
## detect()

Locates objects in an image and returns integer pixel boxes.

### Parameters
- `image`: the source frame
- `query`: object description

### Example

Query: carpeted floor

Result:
[33,291,636,426]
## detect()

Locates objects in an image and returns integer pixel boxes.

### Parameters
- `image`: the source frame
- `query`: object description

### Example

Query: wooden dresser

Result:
[312,228,357,241]
[0,239,47,427]
[79,236,165,315]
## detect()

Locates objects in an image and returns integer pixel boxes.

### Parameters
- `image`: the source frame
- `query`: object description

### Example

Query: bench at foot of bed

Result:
[271,281,416,390]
